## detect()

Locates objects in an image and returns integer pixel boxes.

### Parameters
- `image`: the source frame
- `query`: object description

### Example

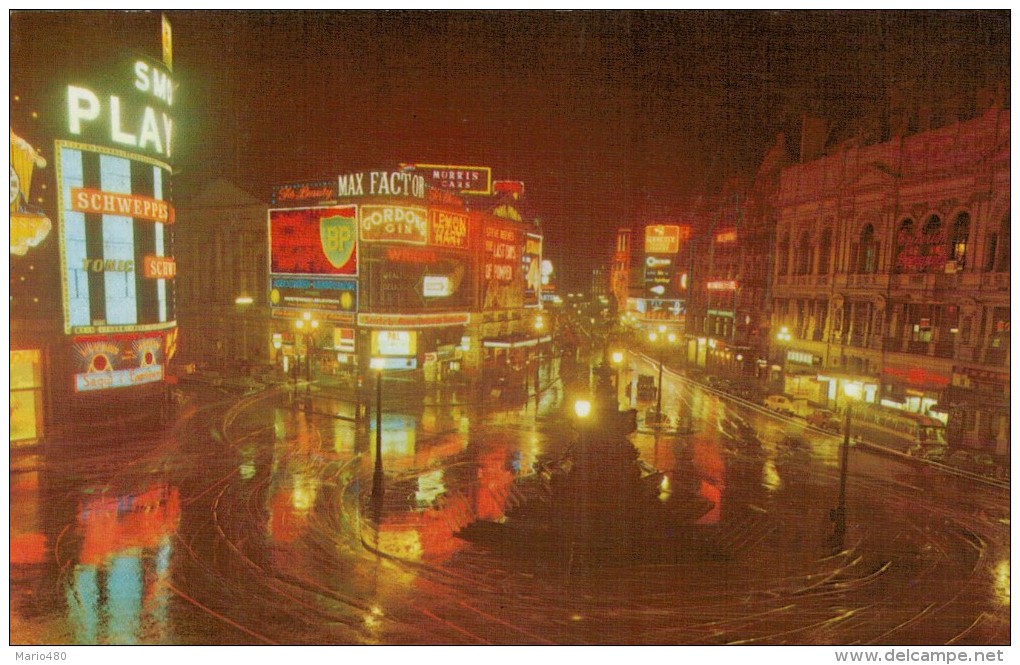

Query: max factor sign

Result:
[338,171,426,199]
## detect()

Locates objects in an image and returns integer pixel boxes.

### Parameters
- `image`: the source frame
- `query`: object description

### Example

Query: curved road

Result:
[9,357,1010,645]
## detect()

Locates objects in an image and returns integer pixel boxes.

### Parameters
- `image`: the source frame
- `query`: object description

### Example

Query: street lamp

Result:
[573,398,592,447]
[370,357,386,499]
[610,350,624,408]
[294,311,319,398]
[648,329,677,427]
[831,382,861,552]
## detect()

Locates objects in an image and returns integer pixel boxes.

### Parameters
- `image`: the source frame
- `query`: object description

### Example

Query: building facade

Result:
[770,107,1009,454]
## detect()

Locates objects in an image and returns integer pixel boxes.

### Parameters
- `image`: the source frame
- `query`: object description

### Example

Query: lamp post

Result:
[610,350,624,409]
[294,311,319,399]
[573,398,592,447]
[774,325,792,387]
[831,382,861,552]
[648,327,677,427]
[370,357,386,499]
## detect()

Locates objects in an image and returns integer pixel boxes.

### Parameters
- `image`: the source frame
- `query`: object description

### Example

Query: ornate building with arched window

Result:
[771,107,1009,455]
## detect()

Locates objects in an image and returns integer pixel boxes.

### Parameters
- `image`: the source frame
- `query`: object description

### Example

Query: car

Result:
[806,409,841,432]
[764,394,794,414]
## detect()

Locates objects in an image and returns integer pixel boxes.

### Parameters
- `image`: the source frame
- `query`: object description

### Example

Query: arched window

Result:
[894,218,915,273]
[797,231,812,275]
[778,232,790,276]
[950,213,970,269]
[818,228,832,275]
[858,224,878,274]
[920,215,946,272]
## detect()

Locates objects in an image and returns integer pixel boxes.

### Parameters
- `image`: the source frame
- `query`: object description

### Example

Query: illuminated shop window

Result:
[10,350,43,443]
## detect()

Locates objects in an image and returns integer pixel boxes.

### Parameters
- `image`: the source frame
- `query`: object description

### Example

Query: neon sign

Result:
[65,58,174,159]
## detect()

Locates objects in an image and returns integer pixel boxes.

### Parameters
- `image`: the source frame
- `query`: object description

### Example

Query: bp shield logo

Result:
[320,214,357,270]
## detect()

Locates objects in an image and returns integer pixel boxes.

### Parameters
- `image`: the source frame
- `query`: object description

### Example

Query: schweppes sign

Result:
[320,214,357,269]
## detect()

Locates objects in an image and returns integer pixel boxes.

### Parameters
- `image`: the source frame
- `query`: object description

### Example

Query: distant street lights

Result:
[370,357,386,499]
[648,327,678,427]
[294,311,319,399]
[831,382,862,552]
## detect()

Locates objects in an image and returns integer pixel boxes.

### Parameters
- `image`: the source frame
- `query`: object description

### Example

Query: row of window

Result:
[778,212,1010,276]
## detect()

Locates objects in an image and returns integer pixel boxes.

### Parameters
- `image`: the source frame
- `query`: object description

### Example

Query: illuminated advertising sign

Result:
[715,229,737,243]
[358,312,471,328]
[482,220,523,309]
[644,255,674,297]
[10,128,53,256]
[65,57,174,160]
[269,276,357,313]
[706,280,738,291]
[422,275,452,297]
[142,255,176,279]
[272,180,337,205]
[71,188,174,223]
[334,328,356,353]
[644,224,690,254]
[56,141,176,336]
[493,180,525,196]
[414,164,492,195]
[523,233,542,307]
[360,205,427,244]
[428,209,469,249]
[372,330,417,356]
[72,331,166,392]
[337,171,426,199]
[269,205,358,275]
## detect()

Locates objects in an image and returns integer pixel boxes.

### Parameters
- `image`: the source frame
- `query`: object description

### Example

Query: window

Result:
[797,231,812,275]
[777,232,790,276]
[950,213,970,269]
[858,224,878,274]
[818,228,832,275]
[894,219,915,273]
[920,215,946,272]
[996,213,1010,271]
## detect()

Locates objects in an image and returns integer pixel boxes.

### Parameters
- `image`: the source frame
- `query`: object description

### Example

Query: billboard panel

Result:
[482,220,524,310]
[645,224,690,255]
[72,331,167,392]
[269,205,358,275]
[269,276,358,313]
[360,204,427,244]
[56,141,176,336]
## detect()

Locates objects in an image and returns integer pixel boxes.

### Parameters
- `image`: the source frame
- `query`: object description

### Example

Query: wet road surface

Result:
[9,356,1010,645]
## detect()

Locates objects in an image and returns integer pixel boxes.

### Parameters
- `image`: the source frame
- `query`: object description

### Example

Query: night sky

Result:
[10,10,1010,289]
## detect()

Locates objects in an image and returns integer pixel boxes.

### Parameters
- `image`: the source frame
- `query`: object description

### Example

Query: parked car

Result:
[764,394,792,414]
[806,409,841,432]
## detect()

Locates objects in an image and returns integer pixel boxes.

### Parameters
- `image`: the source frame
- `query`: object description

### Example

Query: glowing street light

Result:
[831,382,862,552]
[610,350,625,408]
[648,329,678,427]
[573,398,592,447]
[370,356,386,499]
[294,311,319,398]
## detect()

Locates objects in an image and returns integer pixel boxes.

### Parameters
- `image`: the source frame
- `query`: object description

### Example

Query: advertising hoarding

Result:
[644,224,690,255]
[269,205,358,275]
[56,141,176,336]
[643,254,674,297]
[359,205,428,244]
[482,220,523,309]
[372,330,417,356]
[272,181,338,205]
[414,164,492,195]
[72,331,167,392]
[427,209,470,249]
[269,276,358,313]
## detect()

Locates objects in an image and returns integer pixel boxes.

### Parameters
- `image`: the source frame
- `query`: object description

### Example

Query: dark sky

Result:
[10,10,1010,288]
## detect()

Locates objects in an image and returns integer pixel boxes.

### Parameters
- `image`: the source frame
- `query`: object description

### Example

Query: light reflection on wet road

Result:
[9,356,1010,645]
